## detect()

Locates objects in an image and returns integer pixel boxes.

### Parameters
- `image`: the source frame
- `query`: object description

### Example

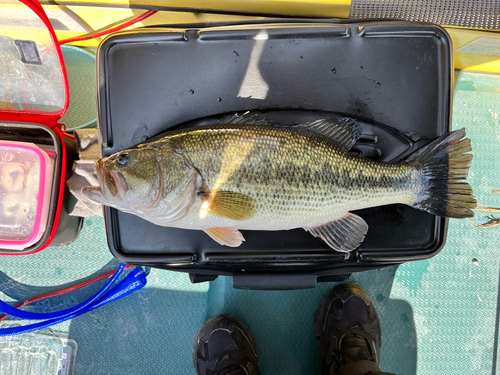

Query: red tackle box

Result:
[0,0,83,255]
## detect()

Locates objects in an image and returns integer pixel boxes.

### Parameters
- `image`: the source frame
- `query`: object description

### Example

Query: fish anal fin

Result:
[200,190,256,221]
[296,117,361,150]
[204,227,245,247]
[304,212,368,252]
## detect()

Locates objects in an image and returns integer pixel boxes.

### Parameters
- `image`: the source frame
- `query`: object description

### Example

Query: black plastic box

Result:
[97,21,452,289]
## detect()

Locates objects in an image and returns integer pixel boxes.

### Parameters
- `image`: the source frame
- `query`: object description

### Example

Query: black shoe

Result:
[193,314,260,375]
[314,284,382,375]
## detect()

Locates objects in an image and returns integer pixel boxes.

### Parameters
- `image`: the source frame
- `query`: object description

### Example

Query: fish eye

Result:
[116,152,130,166]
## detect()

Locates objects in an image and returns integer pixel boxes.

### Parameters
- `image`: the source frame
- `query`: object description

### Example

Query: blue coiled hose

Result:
[0,264,147,336]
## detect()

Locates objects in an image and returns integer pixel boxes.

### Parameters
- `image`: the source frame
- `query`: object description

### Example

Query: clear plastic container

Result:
[0,0,66,114]
[0,334,77,375]
[0,141,53,250]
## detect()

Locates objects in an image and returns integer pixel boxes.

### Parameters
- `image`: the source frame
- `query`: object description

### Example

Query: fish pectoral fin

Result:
[304,212,368,253]
[200,191,256,221]
[204,227,245,247]
[296,118,361,150]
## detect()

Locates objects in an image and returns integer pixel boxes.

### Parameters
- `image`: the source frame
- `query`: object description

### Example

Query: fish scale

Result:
[169,125,414,231]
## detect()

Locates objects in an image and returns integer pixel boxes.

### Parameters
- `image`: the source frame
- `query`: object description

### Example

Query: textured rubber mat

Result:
[0,219,210,374]
[59,46,97,131]
[0,73,499,374]
[350,0,500,30]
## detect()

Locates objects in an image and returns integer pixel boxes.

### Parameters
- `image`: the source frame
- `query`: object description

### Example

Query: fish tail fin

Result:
[407,128,476,218]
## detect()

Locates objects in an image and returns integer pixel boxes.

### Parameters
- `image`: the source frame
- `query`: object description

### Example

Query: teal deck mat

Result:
[0,72,499,374]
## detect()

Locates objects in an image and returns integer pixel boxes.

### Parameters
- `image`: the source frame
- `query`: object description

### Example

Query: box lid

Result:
[0,0,69,126]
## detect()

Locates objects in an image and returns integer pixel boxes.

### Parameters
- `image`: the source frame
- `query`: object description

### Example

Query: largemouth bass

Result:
[83,114,476,252]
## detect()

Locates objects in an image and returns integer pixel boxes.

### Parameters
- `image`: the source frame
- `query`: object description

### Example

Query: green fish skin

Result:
[83,115,476,252]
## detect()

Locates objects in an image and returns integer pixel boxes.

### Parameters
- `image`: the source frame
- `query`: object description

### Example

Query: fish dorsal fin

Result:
[204,227,245,247]
[221,112,269,126]
[199,190,256,221]
[296,117,361,150]
[304,212,368,252]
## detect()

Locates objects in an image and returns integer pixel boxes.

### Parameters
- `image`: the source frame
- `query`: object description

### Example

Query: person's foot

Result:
[193,314,260,375]
[314,284,382,375]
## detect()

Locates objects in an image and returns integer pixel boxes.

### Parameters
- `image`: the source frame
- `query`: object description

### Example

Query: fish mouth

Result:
[95,159,104,185]
[110,170,128,202]
[95,159,119,200]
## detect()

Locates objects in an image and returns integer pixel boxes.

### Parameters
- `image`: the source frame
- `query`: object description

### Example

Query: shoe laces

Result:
[332,332,377,368]
[217,365,247,375]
